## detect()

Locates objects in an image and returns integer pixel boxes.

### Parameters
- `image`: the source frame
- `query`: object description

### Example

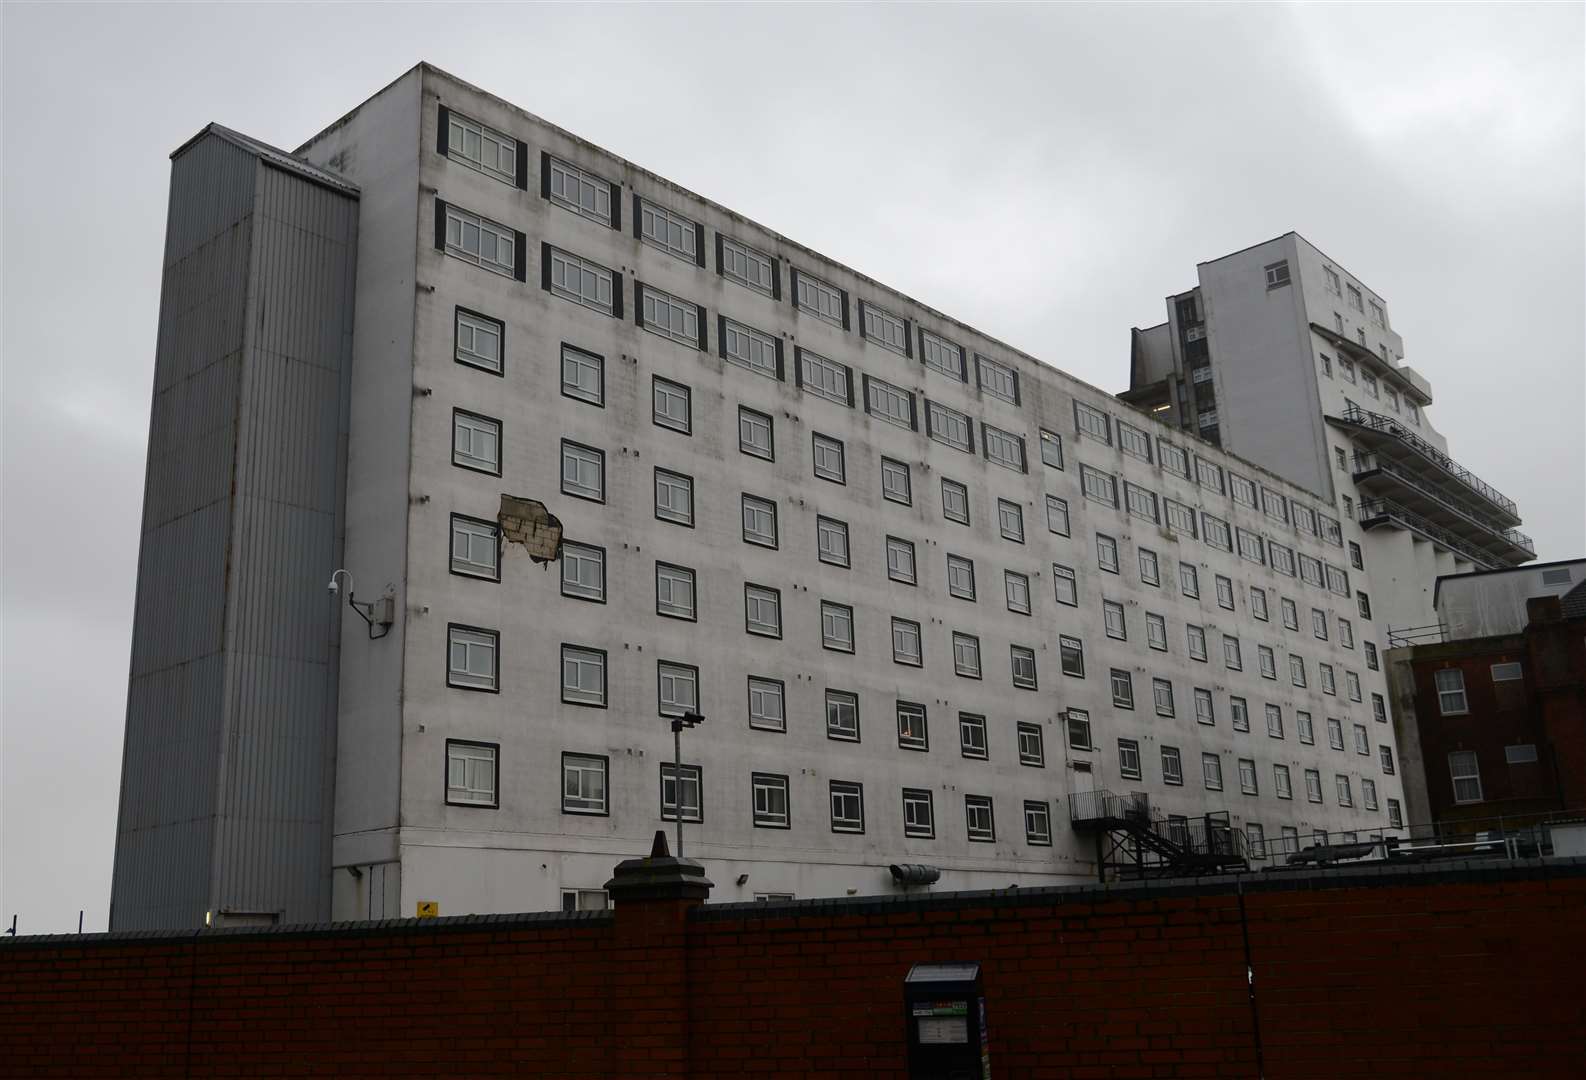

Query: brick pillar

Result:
[604,830,713,1076]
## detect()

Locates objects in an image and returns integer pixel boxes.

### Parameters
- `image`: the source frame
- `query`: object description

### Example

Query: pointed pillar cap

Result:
[603,831,714,903]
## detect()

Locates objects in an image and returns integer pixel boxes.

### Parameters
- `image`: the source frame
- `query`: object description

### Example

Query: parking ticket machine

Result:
[903,961,988,1079]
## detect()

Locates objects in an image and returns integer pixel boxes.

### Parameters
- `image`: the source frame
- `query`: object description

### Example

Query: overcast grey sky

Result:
[3,3,1582,932]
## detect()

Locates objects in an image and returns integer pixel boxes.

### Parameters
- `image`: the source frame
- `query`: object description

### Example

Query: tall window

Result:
[829,781,865,833]
[446,741,498,808]
[965,795,996,841]
[752,773,790,828]
[661,763,703,823]
[1435,669,1468,715]
[959,713,989,759]
[891,617,923,666]
[947,555,976,600]
[739,407,773,459]
[821,601,855,652]
[562,753,608,815]
[749,678,785,732]
[1024,801,1052,846]
[1010,645,1038,689]
[941,479,969,524]
[454,410,501,475]
[742,494,778,547]
[881,457,912,504]
[812,433,846,483]
[885,535,916,583]
[1053,564,1078,607]
[903,788,935,837]
[1018,723,1045,767]
[825,690,859,741]
[1202,753,1223,791]
[655,563,696,620]
[818,516,851,568]
[897,702,929,750]
[1449,752,1482,803]
[652,376,690,432]
[998,499,1025,542]
[654,469,694,526]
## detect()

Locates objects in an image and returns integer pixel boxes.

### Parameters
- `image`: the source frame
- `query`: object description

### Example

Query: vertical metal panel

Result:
[110,133,358,930]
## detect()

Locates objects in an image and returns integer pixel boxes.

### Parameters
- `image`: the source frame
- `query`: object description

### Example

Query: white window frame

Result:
[749,677,786,733]
[454,410,501,474]
[446,741,498,807]
[560,645,606,706]
[812,433,846,483]
[821,601,854,653]
[885,535,916,584]
[446,112,516,183]
[451,516,499,580]
[720,235,776,295]
[745,583,782,638]
[447,626,498,691]
[655,563,696,620]
[1435,669,1469,715]
[639,198,699,262]
[640,284,701,348]
[548,247,616,314]
[560,541,605,602]
[444,204,516,277]
[799,349,851,405]
[562,753,609,815]
[825,690,859,742]
[657,660,699,717]
[654,468,694,525]
[752,773,790,828]
[547,156,613,224]
[722,317,779,378]
[818,516,851,568]
[652,376,691,433]
[455,309,504,373]
[739,406,773,459]
[742,494,778,548]
[926,400,973,453]
[1449,751,1482,803]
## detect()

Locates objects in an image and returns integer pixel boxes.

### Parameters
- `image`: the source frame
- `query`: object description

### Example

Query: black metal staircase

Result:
[1068,790,1249,881]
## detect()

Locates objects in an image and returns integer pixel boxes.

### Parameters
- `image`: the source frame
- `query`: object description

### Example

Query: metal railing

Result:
[1357,498,1504,570]
[1339,404,1519,520]
[1070,790,1249,867]
[1387,622,1448,648]
[1353,454,1535,556]
[1067,789,1149,825]
[1248,809,1582,866]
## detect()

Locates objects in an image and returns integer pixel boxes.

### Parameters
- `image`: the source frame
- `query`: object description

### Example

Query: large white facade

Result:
[144,65,1405,922]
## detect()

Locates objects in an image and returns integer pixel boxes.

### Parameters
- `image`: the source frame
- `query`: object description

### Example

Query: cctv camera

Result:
[327,579,340,595]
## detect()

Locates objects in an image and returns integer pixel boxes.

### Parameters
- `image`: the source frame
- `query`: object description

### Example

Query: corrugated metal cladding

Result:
[109,134,358,930]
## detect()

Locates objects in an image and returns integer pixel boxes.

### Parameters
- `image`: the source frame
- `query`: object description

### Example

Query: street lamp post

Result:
[670,711,705,859]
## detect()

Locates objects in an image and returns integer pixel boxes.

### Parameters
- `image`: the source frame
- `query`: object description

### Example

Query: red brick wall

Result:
[3,862,1582,1079]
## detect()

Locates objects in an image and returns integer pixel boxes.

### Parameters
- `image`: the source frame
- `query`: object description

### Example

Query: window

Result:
[1195,457,1224,494]
[1346,671,1362,702]
[860,301,909,355]
[982,425,1026,471]
[660,763,703,824]
[1346,283,1363,313]
[829,781,865,833]
[1364,642,1379,671]
[1269,544,1295,577]
[866,376,916,430]
[798,348,852,406]
[947,555,976,600]
[1074,400,1111,444]
[445,740,498,808]
[821,601,855,653]
[546,155,614,224]
[1164,499,1197,537]
[1491,661,1523,682]
[444,110,517,183]
[719,235,777,295]
[561,645,606,706]
[638,198,700,263]
[1305,769,1323,803]
[952,632,982,679]
[885,535,916,583]
[1160,440,1190,477]
[562,753,609,815]
[1353,723,1370,756]
[749,677,786,732]
[1223,635,1242,670]
[1267,764,1291,802]
[1179,563,1199,599]
[443,203,518,277]
[1231,697,1249,733]
[1372,694,1387,724]
[1246,823,1266,860]
[1010,645,1038,690]
[921,328,966,380]
[654,468,694,525]
[741,494,778,547]
[752,773,791,828]
[1261,488,1288,524]
[1202,753,1224,791]
[1111,668,1135,709]
[1161,746,1184,786]
[562,440,605,502]
[1327,717,1345,751]
[941,479,970,524]
[561,542,605,602]
[447,625,498,691]
[739,407,773,459]
[639,283,703,349]
[1362,373,1378,400]
[1323,266,1342,294]
[1508,743,1540,766]
[657,661,699,717]
[651,375,690,432]
[1103,599,1127,640]
[450,515,500,581]
[1146,612,1168,652]
[1066,709,1093,751]
[1388,799,1403,828]
[903,788,935,838]
[1040,429,1064,469]
[546,246,617,315]
[1108,739,1141,783]
[454,409,502,475]
[1340,357,1356,384]
[1289,655,1307,688]
[891,618,923,666]
[1024,801,1052,846]
[1265,260,1291,288]
[1358,591,1372,619]
[1059,635,1085,678]
[881,457,912,504]
[1187,625,1208,662]
[1005,571,1032,615]
[455,309,504,375]
[1320,353,1333,379]
[1194,688,1214,726]
[926,400,973,452]
[1299,554,1325,589]
[1118,421,1152,462]
[1435,669,1468,715]
[1449,752,1482,803]
[959,713,989,760]
[1138,549,1160,586]
[1281,599,1299,631]
[1081,465,1118,508]
[745,584,782,638]
[897,701,929,750]
[1216,576,1235,610]
[1298,711,1315,745]
[1266,704,1284,739]
[1251,587,1269,621]
[1153,678,1176,717]
[976,354,1020,403]
[812,433,846,483]
[998,499,1025,542]
[1124,482,1159,523]
[818,516,851,568]
[1258,645,1276,679]
[793,269,847,327]
[1018,723,1045,767]
[1097,534,1119,574]
[1335,775,1353,807]
[1203,515,1232,552]
[655,563,696,620]
[825,690,859,741]
[1238,758,1259,795]
[720,314,780,377]
[1053,564,1078,607]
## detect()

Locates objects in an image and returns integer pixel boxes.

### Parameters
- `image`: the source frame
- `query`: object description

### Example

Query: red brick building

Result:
[1387,582,1586,831]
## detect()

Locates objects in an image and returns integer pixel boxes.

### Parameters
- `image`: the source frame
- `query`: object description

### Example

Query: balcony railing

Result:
[1357,498,1503,569]
[1338,404,1519,521]
[1353,453,1536,559]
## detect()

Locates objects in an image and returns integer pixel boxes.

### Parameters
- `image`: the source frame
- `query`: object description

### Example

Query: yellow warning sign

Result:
[416,900,439,918]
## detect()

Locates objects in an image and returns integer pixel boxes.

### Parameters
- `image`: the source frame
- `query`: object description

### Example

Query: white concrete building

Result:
[1124,233,1534,642]
[111,66,1405,929]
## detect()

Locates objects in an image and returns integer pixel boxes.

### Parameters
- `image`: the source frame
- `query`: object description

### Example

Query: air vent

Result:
[1490,662,1524,682]
[1504,744,1538,765]
[1540,568,1573,585]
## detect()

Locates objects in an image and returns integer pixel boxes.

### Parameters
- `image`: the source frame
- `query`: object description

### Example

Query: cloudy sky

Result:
[2,3,1581,932]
